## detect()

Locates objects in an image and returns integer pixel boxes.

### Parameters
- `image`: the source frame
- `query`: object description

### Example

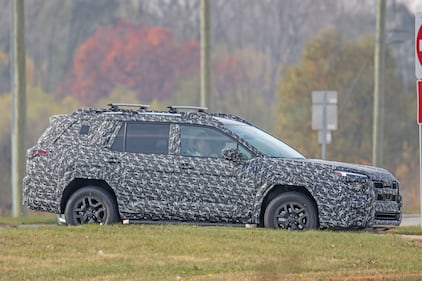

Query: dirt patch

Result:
[400,234,422,240]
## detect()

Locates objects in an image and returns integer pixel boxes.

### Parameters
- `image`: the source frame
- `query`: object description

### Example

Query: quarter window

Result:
[111,123,169,154]
[79,125,90,136]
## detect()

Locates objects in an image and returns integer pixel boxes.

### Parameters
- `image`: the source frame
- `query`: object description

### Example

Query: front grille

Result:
[373,180,400,203]
[373,181,384,189]
[373,181,399,189]
[375,212,400,221]
[377,194,397,201]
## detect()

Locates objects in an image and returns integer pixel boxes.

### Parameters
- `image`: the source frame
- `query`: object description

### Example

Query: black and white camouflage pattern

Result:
[23,107,402,229]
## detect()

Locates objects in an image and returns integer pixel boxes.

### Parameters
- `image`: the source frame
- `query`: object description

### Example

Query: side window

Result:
[79,125,90,136]
[111,124,125,151]
[111,123,169,154]
[180,125,252,159]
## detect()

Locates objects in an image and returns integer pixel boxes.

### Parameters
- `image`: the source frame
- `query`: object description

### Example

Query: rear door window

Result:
[111,122,170,154]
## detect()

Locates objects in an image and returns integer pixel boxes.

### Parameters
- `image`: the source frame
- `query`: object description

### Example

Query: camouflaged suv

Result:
[23,104,402,230]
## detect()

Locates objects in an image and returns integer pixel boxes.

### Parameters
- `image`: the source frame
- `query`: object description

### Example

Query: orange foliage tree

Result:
[59,21,199,104]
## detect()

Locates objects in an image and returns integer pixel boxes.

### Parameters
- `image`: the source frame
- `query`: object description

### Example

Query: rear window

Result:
[37,114,76,145]
[111,122,169,154]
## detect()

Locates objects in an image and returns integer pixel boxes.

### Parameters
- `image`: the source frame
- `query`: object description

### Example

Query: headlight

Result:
[334,170,369,190]
[334,170,369,179]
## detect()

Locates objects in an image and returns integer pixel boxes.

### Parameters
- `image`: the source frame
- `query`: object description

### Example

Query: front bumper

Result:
[371,201,402,229]
[371,180,402,228]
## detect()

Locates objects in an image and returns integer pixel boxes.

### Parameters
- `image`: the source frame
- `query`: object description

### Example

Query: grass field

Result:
[1,217,422,281]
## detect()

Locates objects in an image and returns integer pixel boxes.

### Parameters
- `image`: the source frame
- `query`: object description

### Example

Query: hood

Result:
[255,157,397,183]
[305,158,390,175]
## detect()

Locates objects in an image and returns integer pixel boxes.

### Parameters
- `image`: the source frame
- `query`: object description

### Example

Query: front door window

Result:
[180,125,252,159]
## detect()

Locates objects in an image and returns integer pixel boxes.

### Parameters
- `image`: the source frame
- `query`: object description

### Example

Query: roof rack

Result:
[108,103,150,111]
[167,105,208,113]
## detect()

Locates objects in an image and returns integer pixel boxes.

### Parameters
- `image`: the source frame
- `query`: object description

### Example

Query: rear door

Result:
[106,121,177,220]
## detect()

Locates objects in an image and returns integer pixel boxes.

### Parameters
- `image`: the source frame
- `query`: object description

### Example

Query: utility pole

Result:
[200,0,211,109]
[372,0,386,167]
[10,0,27,217]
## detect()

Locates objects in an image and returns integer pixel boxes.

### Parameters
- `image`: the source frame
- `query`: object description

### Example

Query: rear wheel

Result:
[264,192,318,230]
[65,186,120,225]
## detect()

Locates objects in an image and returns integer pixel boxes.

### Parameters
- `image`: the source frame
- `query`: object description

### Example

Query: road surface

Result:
[401,214,420,226]
[0,214,419,229]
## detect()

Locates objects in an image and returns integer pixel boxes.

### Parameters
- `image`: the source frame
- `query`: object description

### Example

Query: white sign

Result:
[318,131,332,144]
[311,91,338,130]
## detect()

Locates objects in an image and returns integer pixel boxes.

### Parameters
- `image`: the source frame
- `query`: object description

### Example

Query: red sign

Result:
[418,26,422,65]
[416,13,422,79]
[418,80,422,124]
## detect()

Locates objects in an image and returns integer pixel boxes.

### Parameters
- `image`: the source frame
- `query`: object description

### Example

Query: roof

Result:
[72,103,253,126]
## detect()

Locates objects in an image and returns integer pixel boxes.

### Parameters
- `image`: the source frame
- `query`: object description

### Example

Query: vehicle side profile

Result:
[23,104,402,230]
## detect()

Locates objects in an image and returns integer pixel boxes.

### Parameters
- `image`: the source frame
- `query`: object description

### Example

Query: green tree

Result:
[171,75,200,107]
[0,50,9,94]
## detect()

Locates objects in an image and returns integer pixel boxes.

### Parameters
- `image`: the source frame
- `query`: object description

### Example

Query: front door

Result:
[172,124,256,223]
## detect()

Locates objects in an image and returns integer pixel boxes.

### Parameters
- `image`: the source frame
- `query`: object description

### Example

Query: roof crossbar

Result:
[167,105,208,113]
[108,103,150,111]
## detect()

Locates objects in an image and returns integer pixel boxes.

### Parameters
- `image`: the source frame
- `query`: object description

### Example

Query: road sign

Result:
[416,12,422,79]
[418,80,422,124]
[311,91,338,130]
[311,91,338,160]
[318,131,332,144]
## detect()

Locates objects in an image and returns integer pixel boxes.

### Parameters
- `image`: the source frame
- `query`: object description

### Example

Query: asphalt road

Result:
[0,214,419,229]
[401,214,421,226]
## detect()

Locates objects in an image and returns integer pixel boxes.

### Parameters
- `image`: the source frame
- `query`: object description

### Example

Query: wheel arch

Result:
[258,184,319,227]
[60,178,118,214]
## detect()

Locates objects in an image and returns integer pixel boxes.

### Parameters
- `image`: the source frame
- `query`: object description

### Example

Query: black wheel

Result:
[264,192,318,230]
[64,186,120,225]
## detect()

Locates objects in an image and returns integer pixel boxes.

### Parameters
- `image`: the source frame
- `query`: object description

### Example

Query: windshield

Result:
[223,122,305,159]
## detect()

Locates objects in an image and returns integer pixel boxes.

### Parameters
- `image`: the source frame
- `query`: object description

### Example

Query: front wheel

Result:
[264,192,318,230]
[65,186,120,225]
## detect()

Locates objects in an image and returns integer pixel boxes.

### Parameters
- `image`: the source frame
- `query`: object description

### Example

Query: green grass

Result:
[0,223,422,281]
[0,214,56,226]
[389,226,422,235]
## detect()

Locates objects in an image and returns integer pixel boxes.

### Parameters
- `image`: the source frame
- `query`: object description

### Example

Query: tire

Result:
[264,192,318,230]
[64,186,120,225]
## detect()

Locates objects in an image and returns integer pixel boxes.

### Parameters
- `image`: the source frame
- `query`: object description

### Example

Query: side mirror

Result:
[222,148,241,163]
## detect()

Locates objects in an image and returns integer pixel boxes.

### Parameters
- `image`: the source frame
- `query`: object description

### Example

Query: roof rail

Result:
[167,105,208,113]
[108,103,150,111]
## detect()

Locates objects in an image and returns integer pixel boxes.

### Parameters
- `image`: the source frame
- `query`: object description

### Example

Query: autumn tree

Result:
[211,48,272,129]
[274,28,416,208]
[275,28,414,167]
[59,21,200,105]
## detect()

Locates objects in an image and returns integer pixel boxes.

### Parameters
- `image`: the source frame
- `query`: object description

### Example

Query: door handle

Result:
[179,162,193,169]
[107,158,121,164]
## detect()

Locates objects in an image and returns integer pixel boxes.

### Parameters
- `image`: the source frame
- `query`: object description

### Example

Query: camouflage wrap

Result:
[23,106,402,229]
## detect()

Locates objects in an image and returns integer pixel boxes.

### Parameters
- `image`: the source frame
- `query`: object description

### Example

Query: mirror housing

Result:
[222,148,241,163]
